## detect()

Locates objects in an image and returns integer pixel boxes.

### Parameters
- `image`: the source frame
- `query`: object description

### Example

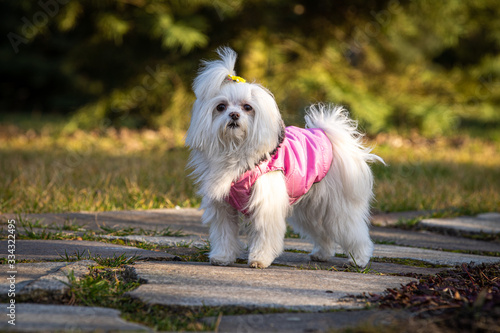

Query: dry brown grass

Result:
[1,124,498,215]
[371,133,500,214]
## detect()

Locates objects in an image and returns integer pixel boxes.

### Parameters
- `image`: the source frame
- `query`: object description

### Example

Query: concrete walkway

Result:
[126,261,416,310]
[1,209,499,332]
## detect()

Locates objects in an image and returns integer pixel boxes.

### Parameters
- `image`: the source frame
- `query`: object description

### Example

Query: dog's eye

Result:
[243,104,253,112]
[216,104,226,112]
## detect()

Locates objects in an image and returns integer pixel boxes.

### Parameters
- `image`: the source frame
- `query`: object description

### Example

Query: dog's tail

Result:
[305,103,384,202]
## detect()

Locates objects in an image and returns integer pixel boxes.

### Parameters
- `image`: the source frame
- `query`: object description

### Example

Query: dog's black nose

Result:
[229,112,240,121]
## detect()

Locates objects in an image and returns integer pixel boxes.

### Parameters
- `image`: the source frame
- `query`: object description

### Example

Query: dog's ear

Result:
[193,47,237,101]
[265,120,286,159]
[277,120,286,146]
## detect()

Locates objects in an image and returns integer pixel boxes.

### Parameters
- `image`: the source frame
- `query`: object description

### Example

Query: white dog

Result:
[185,47,383,268]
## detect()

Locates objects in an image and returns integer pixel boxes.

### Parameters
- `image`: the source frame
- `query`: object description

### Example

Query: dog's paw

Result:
[347,245,373,268]
[309,248,331,262]
[309,253,330,262]
[348,256,370,268]
[249,260,269,269]
[248,252,274,268]
[210,256,234,266]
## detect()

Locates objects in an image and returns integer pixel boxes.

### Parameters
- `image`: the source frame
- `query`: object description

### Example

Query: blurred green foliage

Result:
[1,0,500,137]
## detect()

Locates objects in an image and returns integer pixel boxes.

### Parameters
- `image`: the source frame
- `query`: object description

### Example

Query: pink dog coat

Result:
[225,126,333,215]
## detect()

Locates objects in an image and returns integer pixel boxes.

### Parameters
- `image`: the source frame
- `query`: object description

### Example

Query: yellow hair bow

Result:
[227,74,246,83]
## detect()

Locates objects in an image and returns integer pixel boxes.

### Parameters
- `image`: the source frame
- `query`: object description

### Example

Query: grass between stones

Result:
[5,217,474,268]
[65,265,224,331]
[371,258,450,269]
[284,250,450,270]
[7,216,498,270]
[0,215,186,254]
[12,215,186,239]
[65,261,216,331]
[0,251,216,331]
[62,251,142,267]
[34,259,305,331]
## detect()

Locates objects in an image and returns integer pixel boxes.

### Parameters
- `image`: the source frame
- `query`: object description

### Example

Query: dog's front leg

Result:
[247,171,290,268]
[201,198,242,266]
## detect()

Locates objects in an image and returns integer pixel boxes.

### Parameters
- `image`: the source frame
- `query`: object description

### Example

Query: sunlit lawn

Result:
[1,121,499,215]
[371,134,500,214]
[1,125,197,213]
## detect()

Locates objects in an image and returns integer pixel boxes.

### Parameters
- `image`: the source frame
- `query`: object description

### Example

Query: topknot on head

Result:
[215,46,237,73]
[227,74,246,83]
[193,47,245,100]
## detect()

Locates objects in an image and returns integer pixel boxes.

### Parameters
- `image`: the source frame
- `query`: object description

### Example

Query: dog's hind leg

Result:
[293,196,373,267]
[309,236,337,262]
[329,205,373,268]
[246,171,290,268]
[289,196,337,262]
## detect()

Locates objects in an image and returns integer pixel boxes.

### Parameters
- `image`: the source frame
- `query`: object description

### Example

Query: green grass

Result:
[0,216,181,256]
[10,215,185,240]
[371,257,450,268]
[285,225,301,238]
[61,219,85,231]
[60,250,142,267]
[1,121,499,215]
[17,215,66,240]
[347,253,378,274]
[64,264,214,331]
[97,225,186,237]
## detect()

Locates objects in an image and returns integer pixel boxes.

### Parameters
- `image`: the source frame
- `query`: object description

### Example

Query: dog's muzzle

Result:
[228,112,240,128]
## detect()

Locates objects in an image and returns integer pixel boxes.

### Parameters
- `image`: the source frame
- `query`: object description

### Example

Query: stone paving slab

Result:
[373,244,500,266]
[96,232,499,268]
[0,303,152,332]
[421,213,500,234]
[2,208,205,236]
[96,232,493,269]
[6,208,499,248]
[0,239,177,261]
[0,262,66,295]
[288,232,500,256]
[5,208,429,231]
[370,226,500,253]
[6,224,498,260]
[126,261,416,311]
[370,210,435,226]
[0,209,498,332]
[274,252,447,275]
[2,208,448,237]
[204,309,411,333]
[284,240,500,266]
[21,260,93,296]
[0,261,94,298]
[100,234,208,248]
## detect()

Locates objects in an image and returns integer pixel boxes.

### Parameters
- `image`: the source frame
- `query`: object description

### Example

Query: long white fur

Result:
[290,104,384,266]
[186,47,383,268]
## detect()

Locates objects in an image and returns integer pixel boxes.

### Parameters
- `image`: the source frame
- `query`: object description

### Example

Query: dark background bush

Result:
[1,0,499,137]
